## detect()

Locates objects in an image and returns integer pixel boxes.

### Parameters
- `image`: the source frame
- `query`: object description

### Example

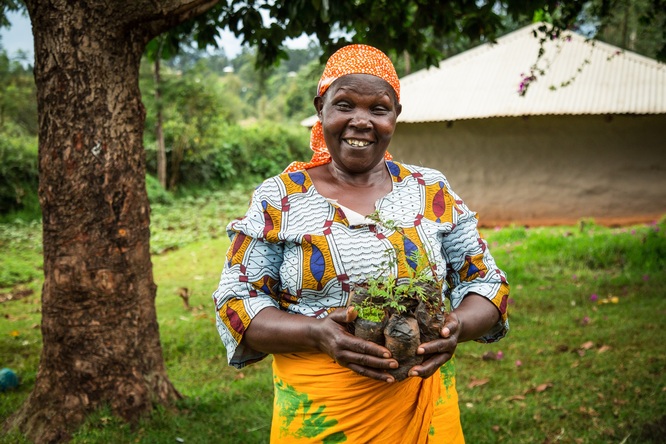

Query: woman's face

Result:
[315,74,401,175]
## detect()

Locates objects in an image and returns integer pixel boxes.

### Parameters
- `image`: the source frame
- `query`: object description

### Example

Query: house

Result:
[303,24,666,226]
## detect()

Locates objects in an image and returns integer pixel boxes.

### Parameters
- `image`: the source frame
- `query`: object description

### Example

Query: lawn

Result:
[1,193,664,443]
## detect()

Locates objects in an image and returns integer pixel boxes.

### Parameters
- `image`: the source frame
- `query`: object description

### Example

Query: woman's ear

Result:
[314,96,323,119]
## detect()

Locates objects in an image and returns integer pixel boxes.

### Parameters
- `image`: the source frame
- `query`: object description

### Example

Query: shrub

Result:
[145,174,174,205]
[240,122,310,180]
[146,121,310,190]
[0,127,39,220]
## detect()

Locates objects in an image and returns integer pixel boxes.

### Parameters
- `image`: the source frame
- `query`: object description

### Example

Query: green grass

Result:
[1,203,665,443]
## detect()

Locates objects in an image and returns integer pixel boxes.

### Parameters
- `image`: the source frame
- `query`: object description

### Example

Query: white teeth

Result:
[345,139,370,147]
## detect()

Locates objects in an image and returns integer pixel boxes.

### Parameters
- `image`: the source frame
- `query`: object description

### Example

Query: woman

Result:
[213,44,509,443]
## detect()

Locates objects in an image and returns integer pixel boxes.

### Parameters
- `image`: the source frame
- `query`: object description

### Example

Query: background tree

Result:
[1,0,663,443]
[584,0,666,59]
[0,40,38,218]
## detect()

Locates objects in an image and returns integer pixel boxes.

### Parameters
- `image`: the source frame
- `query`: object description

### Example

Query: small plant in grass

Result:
[350,211,446,381]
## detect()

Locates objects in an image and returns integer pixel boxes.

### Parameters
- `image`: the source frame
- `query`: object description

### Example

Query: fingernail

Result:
[409,371,418,377]
[417,347,425,355]
[389,361,399,369]
[383,352,390,358]
[386,377,395,383]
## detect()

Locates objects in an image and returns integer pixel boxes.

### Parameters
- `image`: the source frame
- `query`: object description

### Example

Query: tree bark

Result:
[3,1,218,442]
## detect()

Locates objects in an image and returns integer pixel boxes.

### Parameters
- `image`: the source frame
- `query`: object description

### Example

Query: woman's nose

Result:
[349,109,371,128]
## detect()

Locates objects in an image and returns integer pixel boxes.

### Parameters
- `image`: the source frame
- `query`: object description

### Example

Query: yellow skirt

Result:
[270,353,464,443]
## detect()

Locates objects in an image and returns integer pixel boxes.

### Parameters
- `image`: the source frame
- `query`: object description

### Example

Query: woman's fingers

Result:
[346,363,396,383]
[408,351,453,378]
[327,306,357,325]
[335,346,398,368]
[324,326,398,382]
[416,334,458,355]
[440,311,461,339]
[409,314,461,378]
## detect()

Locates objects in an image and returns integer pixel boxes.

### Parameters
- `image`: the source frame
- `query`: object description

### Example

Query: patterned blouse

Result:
[213,161,510,368]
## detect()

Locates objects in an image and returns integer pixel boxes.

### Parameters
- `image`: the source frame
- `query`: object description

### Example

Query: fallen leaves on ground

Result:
[580,341,595,350]
[579,406,599,417]
[467,377,490,388]
[0,287,34,303]
[505,381,554,402]
[575,340,612,356]
[534,382,554,393]
[597,345,612,353]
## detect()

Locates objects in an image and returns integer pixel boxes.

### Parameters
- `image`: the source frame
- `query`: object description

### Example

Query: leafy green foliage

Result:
[139,52,313,191]
[0,45,39,220]
[353,211,443,321]
[583,0,666,61]
[0,48,37,135]
[0,123,38,220]
[145,174,174,206]
[143,120,309,190]
[224,1,572,69]
[217,0,664,68]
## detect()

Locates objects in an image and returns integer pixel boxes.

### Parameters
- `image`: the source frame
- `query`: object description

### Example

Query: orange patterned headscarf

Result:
[284,44,400,173]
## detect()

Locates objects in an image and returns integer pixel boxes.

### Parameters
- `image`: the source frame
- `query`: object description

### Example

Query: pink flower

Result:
[515,360,522,367]
[496,351,504,360]
[643,275,650,281]
[590,293,598,302]
[517,73,537,96]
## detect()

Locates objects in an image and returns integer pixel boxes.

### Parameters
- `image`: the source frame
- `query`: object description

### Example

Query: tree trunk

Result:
[168,137,185,190]
[3,1,219,442]
[154,40,168,189]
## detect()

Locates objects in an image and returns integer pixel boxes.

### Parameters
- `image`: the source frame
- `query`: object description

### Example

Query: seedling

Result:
[350,211,447,381]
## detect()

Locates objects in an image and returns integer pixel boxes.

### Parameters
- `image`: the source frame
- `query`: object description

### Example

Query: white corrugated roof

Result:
[301,23,666,126]
[399,23,666,122]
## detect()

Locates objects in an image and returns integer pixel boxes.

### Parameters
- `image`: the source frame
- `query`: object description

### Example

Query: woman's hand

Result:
[407,311,461,379]
[243,306,398,383]
[407,293,501,379]
[315,307,399,383]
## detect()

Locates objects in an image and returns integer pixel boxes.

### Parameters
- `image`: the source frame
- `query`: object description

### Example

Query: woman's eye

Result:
[335,102,352,110]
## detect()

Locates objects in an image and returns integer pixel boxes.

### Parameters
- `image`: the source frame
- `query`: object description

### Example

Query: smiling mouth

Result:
[344,139,371,147]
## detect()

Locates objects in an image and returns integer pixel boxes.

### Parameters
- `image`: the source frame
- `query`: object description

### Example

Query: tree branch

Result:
[140,0,222,40]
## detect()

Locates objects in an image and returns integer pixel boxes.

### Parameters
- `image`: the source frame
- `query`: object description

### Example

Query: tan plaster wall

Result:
[389,115,666,227]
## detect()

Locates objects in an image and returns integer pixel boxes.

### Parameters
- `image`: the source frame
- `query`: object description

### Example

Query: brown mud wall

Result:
[390,115,666,227]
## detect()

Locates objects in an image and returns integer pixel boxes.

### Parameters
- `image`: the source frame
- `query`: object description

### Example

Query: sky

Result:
[0,11,33,61]
[0,10,312,63]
